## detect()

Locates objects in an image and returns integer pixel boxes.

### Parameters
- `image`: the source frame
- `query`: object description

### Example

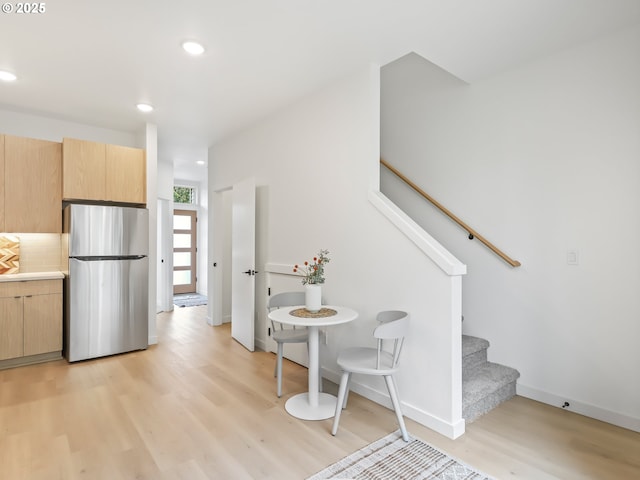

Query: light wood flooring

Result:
[1,305,638,479]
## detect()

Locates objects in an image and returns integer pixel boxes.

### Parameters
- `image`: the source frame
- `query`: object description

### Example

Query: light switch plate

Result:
[567,249,579,265]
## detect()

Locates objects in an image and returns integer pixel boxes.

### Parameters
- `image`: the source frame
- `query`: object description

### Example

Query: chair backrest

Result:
[268,291,305,310]
[373,311,409,369]
[268,291,305,331]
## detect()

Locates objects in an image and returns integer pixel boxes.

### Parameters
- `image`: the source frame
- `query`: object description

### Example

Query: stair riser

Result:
[463,381,517,423]
[462,349,487,373]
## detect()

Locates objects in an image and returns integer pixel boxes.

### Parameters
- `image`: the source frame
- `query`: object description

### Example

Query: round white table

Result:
[267,305,358,420]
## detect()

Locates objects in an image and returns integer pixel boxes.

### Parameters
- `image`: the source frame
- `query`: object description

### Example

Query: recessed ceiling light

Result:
[196,160,206,165]
[0,70,17,82]
[136,103,154,113]
[182,41,205,56]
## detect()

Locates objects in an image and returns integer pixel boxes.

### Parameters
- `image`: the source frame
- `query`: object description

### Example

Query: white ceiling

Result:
[1,0,638,180]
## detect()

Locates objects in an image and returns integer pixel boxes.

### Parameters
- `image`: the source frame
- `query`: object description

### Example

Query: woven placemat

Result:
[290,307,337,318]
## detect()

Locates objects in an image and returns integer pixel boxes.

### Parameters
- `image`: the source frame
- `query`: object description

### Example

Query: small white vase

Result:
[305,284,322,313]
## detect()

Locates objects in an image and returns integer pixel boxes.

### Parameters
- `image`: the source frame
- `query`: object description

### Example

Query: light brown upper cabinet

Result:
[62,137,106,201]
[3,134,62,233]
[105,144,146,204]
[63,138,146,205]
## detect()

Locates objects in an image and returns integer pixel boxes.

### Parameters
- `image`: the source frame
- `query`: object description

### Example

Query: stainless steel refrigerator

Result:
[63,204,149,362]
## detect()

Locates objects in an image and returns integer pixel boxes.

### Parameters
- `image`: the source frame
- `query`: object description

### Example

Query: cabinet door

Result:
[4,135,62,233]
[23,293,63,356]
[0,134,4,231]
[105,144,146,204]
[62,138,106,201]
[0,296,23,360]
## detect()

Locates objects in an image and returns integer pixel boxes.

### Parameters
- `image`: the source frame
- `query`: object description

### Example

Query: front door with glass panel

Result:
[173,209,197,294]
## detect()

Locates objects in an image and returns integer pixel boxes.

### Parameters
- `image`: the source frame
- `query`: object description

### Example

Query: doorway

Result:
[173,209,197,294]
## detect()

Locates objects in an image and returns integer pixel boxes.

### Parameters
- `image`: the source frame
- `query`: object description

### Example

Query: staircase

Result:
[462,335,520,422]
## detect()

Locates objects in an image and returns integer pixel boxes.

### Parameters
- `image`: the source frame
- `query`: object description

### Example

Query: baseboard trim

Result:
[517,384,640,433]
[322,368,465,439]
[0,351,62,370]
[255,338,266,352]
[148,335,158,345]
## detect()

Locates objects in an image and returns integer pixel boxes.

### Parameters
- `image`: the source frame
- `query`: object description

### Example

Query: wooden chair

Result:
[268,292,307,397]
[331,310,410,441]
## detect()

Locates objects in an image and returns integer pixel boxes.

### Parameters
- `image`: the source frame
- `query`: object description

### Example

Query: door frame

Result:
[173,209,197,294]
[209,181,257,351]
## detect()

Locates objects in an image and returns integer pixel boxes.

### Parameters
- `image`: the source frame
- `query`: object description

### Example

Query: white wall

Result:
[144,123,158,345]
[157,156,174,313]
[197,182,209,296]
[220,190,232,323]
[209,66,466,438]
[0,109,139,146]
[381,25,640,431]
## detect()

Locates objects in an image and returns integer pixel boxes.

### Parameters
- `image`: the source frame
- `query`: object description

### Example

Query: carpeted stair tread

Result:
[462,361,520,422]
[463,361,520,395]
[461,334,520,422]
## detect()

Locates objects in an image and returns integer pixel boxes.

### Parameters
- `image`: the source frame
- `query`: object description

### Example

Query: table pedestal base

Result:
[285,392,337,420]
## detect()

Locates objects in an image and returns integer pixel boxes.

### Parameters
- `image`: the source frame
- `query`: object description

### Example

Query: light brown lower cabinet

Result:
[0,279,63,365]
[24,293,63,356]
[0,296,23,360]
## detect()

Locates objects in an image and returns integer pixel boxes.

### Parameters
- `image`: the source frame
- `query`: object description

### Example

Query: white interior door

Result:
[231,177,256,351]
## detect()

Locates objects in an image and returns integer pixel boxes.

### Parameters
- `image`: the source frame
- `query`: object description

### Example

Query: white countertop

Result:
[0,271,64,282]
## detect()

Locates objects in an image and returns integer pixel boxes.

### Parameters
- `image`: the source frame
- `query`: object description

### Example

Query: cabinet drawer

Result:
[0,279,62,298]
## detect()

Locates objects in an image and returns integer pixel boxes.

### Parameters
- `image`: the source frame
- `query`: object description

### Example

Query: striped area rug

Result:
[308,432,494,480]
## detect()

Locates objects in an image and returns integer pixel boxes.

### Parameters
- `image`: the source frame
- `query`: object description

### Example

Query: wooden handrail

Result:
[380,158,521,267]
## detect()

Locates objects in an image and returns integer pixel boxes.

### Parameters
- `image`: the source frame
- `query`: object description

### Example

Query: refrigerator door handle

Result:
[72,255,147,261]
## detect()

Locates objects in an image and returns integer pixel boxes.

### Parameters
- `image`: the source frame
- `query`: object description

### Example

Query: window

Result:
[173,185,196,205]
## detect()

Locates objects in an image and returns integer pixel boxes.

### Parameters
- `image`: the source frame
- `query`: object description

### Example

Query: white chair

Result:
[331,310,410,442]
[268,291,308,397]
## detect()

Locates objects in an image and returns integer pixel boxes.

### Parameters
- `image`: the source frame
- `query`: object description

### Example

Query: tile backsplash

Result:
[0,235,20,273]
[1,233,62,273]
